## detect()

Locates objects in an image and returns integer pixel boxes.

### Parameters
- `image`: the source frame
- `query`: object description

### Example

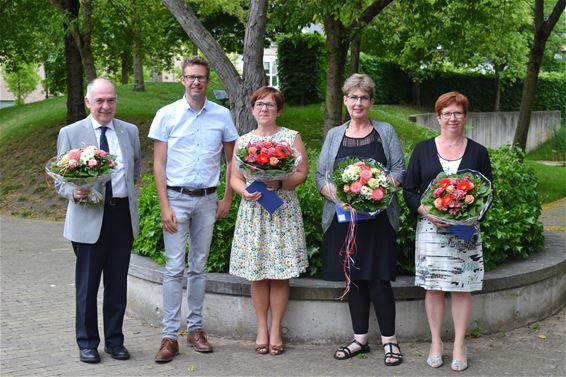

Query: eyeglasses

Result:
[254,101,277,109]
[440,111,465,119]
[183,75,208,83]
[347,95,371,103]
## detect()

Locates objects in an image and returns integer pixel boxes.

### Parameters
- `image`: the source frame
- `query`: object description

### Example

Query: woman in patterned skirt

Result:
[403,92,492,372]
[315,74,405,366]
[229,87,308,356]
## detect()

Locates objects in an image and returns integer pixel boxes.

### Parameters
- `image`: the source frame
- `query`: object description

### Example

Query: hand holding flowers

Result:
[45,145,117,205]
[236,140,300,181]
[331,158,396,215]
[421,169,492,226]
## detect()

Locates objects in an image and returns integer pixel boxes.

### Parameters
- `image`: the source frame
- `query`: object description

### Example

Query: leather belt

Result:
[167,186,217,197]
[105,197,129,206]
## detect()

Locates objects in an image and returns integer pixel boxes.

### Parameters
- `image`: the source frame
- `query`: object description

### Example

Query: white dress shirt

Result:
[90,115,128,198]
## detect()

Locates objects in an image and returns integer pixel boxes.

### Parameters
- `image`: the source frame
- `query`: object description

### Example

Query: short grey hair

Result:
[86,78,116,101]
[342,73,375,99]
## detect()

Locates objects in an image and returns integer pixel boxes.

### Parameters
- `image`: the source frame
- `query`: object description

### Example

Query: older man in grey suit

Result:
[56,78,141,363]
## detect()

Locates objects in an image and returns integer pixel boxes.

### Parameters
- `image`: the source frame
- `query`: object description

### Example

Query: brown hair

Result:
[180,56,210,77]
[250,86,285,111]
[435,91,469,115]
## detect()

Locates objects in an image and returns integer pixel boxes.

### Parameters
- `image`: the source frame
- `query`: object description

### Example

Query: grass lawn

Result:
[0,82,563,219]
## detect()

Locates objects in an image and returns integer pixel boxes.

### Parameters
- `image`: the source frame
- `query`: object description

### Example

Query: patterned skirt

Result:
[229,189,308,281]
[415,217,484,292]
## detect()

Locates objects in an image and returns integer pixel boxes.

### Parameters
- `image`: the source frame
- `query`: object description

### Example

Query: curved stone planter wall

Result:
[127,232,566,343]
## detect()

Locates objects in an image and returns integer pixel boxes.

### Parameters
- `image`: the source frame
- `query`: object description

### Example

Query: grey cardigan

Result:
[315,120,405,233]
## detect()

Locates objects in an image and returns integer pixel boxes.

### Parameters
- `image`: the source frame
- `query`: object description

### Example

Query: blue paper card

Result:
[335,204,376,223]
[246,180,284,214]
[447,225,477,241]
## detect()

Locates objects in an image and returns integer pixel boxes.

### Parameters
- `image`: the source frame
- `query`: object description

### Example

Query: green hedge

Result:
[359,57,565,114]
[134,145,544,276]
[276,33,325,105]
[359,54,412,105]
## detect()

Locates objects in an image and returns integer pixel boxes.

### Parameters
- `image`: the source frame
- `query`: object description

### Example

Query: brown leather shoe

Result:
[155,337,179,363]
[187,329,213,353]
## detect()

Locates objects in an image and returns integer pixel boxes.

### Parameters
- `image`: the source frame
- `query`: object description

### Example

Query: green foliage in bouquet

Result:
[332,158,396,213]
[421,170,492,223]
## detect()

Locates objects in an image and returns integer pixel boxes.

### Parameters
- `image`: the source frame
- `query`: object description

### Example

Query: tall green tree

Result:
[318,0,394,133]
[1,63,40,105]
[163,0,268,134]
[514,0,566,150]
[362,0,532,110]
[52,0,97,81]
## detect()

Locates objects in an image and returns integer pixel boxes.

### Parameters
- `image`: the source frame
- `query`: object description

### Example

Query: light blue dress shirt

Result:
[148,97,238,188]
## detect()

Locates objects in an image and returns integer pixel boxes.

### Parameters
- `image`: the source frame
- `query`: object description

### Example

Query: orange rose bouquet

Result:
[421,169,492,225]
[235,140,300,181]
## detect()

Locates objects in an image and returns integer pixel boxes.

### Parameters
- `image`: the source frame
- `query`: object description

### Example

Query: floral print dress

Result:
[229,127,308,281]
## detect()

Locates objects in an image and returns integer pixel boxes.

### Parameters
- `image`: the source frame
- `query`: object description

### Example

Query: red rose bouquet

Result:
[235,140,300,181]
[421,169,492,225]
[45,145,116,204]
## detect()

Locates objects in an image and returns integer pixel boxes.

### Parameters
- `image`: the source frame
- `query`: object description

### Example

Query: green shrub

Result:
[134,146,544,275]
[277,33,325,105]
[480,145,544,269]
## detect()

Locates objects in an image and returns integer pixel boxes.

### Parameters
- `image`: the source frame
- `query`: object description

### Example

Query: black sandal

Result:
[333,339,370,360]
[383,342,403,366]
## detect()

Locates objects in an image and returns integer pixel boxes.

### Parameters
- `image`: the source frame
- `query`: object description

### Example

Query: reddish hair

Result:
[435,91,469,115]
[250,86,284,111]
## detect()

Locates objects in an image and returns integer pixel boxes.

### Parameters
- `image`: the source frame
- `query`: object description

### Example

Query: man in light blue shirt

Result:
[148,56,238,363]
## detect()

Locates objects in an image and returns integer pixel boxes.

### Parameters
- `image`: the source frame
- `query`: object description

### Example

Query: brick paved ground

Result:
[1,211,565,377]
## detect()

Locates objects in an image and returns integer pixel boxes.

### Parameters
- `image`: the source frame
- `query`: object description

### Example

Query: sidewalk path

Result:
[1,199,565,376]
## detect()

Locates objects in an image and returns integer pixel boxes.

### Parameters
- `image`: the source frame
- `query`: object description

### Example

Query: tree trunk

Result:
[79,0,97,81]
[121,52,129,85]
[513,0,565,149]
[323,15,350,135]
[64,26,85,124]
[51,0,97,81]
[493,75,501,112]
[132,35,145,91]
[411,79,421,107]
[349,33,361,75]
[163,0,268,134]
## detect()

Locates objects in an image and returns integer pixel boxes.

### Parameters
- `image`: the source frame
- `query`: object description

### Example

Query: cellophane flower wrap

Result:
[331,158,395,215]
[45,145,117,205]
[421,169,493,225]
[235,140,300,181]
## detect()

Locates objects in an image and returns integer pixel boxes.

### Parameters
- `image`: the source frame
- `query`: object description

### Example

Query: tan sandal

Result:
[255,343,269,355]
[269,343,284,356]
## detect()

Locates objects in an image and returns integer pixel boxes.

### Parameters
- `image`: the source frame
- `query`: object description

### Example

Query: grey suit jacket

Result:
[315,120,405,234]
[56,117,141,243]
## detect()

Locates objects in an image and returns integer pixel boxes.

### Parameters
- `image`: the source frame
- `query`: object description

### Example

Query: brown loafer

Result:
[155,337,179,363]
[187,329,213,353]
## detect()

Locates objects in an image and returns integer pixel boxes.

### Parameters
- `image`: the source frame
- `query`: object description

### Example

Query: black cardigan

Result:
[403,138,493,216]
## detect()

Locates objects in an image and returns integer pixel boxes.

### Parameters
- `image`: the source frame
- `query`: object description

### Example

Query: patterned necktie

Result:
[99,126,113,202]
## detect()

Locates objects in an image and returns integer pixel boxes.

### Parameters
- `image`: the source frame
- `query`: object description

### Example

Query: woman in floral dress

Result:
[229,86,308,356]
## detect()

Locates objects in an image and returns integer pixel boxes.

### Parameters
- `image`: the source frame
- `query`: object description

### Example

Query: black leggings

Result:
[347,280,396,337]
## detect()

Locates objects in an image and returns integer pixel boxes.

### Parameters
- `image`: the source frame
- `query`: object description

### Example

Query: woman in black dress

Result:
[315,74,405,366]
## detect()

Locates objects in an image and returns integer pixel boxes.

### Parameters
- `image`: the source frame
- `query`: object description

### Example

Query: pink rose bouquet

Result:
[331,158,395,215]
[421,169,492,225]
[45,145,116,204]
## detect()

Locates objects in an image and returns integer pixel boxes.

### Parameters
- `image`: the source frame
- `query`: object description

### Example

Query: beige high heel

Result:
[451,346,468,371]
[427,341,444,368]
